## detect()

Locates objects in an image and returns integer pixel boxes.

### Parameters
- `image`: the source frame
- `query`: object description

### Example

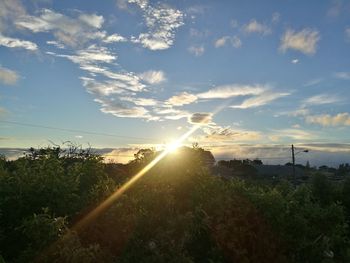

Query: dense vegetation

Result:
[1,145,350,262]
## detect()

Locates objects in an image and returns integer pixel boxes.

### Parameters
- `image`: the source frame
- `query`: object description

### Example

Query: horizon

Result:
[1,0,350,167]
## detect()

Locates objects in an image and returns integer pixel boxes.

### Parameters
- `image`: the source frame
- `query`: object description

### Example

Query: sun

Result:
[166,140,181,153]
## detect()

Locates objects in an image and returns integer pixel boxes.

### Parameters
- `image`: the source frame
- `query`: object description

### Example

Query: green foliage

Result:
[1,146,350,262]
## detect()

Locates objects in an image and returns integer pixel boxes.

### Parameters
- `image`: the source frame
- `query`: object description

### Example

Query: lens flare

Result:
[72,100,232,231]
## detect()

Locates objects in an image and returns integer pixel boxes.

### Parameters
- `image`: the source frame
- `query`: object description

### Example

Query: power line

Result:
[0,120,159,142]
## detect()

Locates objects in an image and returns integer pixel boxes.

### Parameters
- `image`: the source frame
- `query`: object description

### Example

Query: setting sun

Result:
[166,140,181,153]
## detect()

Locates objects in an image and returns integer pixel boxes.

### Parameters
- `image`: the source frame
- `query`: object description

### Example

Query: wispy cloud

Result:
[327,0,343,17]
[15,9,111,48]
[302,94,342,106]
[270,128,315,141]
[231,91,290,109]
[346,27,350,42]
[280,28,320,55]
[0,34,37,50]
[271,12,280,23]
[306,112,350,127]
[200,125,261,142]
[214,36,241,48]
[0,66,19,85]
[242,19,271,35]
[334,71,350,80]
[188,45,204,56]
[197,84,265,99]
[138,70,166,84]
[303,78,323,87]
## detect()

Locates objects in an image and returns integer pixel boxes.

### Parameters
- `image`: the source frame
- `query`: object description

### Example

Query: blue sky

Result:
[0,0,350,165]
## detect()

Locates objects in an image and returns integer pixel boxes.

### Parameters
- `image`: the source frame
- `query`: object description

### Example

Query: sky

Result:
[0,0,350,166]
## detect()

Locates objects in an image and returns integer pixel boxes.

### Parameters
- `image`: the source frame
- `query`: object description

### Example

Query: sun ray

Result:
[73,101,232,231]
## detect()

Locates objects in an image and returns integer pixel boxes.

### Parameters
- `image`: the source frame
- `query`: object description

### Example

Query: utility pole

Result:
[292,144,296,187]
[291,145,309,187]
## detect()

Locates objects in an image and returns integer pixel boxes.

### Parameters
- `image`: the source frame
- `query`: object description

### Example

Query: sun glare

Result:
[166,141,181,153]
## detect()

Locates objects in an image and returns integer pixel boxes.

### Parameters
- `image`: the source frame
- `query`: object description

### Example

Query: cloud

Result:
[188,112,212,124]
[0,66,19,85]
[120,96,158,106]
[0,34,38,50]
[327,0,343,17]
[303,94,341,106]
[0,0,26,33]
[280,28,320,55]
[95,97,150,119]
[214,36,241,48]
[231,91,290,109]
[200,126,261,142]
[271,12,280,23]
[16,9,107,47]
[334,71,350,80]
[291,59,299,64]
[306,112,350,127]
[303,78,323,87]
[46,40,65,49]
[129,1,184,50]
[270,128,315,141]
[166,92,197,106]
[242,19,271,35]
[197,84,265,99]
[188,45,204,56]
[103,33,127,43]
[78,14,104,29]
[230,19,238,28]
[189,28,210,38]
[138,70,166,84]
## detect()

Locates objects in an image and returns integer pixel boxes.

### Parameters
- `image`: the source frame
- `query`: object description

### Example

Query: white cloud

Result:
[0,66,19,85]
[231,91,290,109]
[280,28,320,55]
[46,40,65,49]
[291,59,299,64]
[103,33,127,43]
[121,96,158,106]
[129,1,184,50]
[334,71,350,80]
[242,19,271,35]
[78,14,104,29]
[303,94,341,106]
[197,84,265,99]
[0,34,37,50]
[138,70,166,84]
[214,36,241,48]
[188,45,204,56]
[306,112,350,127]
[166,92,197,106]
